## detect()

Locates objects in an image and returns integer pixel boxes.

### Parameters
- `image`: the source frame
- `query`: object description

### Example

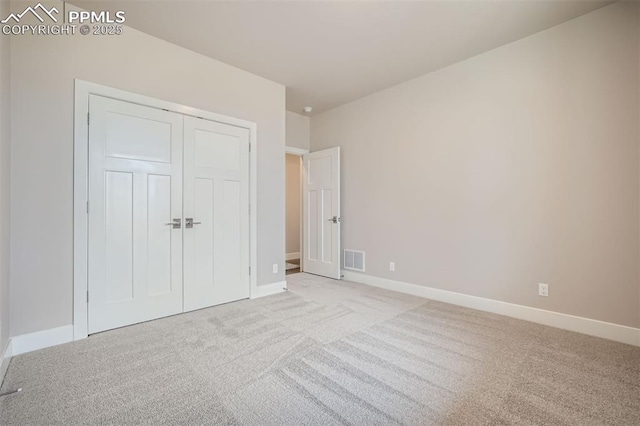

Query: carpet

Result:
[1,273,639,424]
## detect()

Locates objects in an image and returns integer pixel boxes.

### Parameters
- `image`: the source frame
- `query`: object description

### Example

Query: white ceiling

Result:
[72,0,613,115]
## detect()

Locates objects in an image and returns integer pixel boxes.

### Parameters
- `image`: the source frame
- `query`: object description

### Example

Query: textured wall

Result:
[9,1,285,336]
[286,111,310,151]
[312,2,640,327]
[0,0,11,354]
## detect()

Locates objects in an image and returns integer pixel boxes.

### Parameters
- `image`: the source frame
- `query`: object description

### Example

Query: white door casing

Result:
[88,95,184,334]
[183,116,250,311]
[74,80,259,340]
[302,147,341,279]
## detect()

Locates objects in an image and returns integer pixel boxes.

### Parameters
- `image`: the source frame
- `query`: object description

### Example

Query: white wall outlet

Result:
[389,262,395,272]
[538,283,549,297]
[273,264,279,274]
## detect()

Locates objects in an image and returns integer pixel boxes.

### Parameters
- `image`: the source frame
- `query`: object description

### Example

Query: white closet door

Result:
[183,116,250,312]
[88,95,183,334]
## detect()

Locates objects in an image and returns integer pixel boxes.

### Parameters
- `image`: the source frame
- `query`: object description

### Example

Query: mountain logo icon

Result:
[1,3,59,24]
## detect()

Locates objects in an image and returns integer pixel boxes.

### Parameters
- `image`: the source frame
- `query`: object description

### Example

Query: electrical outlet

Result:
[538,283,549,297]
[389,262,395,272]
[272,264,278,274]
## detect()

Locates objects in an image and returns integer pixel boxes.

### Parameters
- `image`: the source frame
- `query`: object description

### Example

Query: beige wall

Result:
[9,1,286,336]
[312,2,640,328]
[286,111,310,151]
[286,154,301,256]
[0,0,10,355]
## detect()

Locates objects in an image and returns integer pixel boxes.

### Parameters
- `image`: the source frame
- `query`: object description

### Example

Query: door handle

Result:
[185,218,202,228]
[328,216,341,223]
[165,218,181,229]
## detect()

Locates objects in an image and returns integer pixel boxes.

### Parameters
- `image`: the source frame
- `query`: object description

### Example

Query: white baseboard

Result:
[10,325,74,357]
[342,271,640,347]
[5,285,290,358]
[0,339,12,384]
[286,252,301,261]
[252,281,287,299]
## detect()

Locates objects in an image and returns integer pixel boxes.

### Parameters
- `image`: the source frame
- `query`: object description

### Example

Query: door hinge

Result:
[87,291,89,303]
[87,112,90,125]
[249,143,251,152]
[248,204,251,215]
[86,201,89,214]
[248,266,251,275]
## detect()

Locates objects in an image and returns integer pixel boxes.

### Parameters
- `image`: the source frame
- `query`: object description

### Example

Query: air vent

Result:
[344,249,365,272]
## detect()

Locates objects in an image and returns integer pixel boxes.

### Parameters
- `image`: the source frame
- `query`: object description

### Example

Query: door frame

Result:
[73,80,258,340]
[284,146,308,272]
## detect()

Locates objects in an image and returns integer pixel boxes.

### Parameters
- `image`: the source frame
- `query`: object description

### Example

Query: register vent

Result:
[344,249,365,272]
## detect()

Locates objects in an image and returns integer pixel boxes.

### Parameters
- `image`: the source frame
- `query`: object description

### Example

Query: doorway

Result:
[285,151,303,275]
[285,146,342,279]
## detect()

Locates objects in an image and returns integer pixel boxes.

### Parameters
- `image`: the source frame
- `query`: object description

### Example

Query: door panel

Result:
[307,190,318,261]
[183,116,250,312]
[221,180,242,285]
[88,95,184,334]
[322,189,334,262]
[147,174,172,297]
[192,178,215,303]
[104,171,134,303]
[194,130,240,170]
[303,147,341,279]
[105,112,172,163]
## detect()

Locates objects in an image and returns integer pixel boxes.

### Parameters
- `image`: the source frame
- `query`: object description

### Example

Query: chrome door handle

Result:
[165,218,181,229]
[328,216,341,223]
[185,218,202,228]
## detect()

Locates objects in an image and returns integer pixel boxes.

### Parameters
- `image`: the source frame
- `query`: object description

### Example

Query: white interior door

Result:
[183,116,250,312]
[302,147,341,279]
[88,95,183,334]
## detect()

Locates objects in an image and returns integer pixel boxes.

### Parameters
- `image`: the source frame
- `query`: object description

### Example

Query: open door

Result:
[302,147,341,279]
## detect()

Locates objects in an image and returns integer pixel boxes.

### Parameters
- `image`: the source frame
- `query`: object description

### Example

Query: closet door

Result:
[183,116,250,312]
[88,95,184,334]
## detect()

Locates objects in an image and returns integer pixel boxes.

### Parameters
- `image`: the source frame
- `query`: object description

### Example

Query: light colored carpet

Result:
[1,273,639,425]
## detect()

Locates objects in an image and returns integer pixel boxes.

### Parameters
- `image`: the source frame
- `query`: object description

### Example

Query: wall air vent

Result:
[344,249,365,272]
